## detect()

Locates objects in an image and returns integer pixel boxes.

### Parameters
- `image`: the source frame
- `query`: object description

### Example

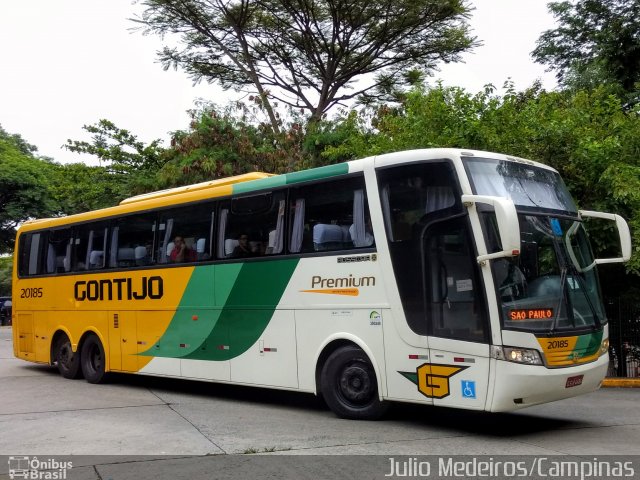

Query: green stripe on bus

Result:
[233,175,287,195]
[574,330,603,356]
[185,259,299,361]
[232,163,349,195]
[142,259,298,361]
[284,163,349,185]
[138,264,242,358]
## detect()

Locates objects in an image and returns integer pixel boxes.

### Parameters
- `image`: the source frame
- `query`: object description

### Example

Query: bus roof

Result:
[16,161,351,233]
[16,148,557,233]
[119,172,274,205]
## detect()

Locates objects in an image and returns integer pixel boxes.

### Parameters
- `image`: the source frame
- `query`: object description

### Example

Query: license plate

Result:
[565,375,584,388]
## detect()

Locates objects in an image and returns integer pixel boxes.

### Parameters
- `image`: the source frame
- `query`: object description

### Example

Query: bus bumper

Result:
[489,353,608,412]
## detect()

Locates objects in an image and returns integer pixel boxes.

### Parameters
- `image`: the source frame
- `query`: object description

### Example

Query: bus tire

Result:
[53,335,83,379]
[320,345,388,420]
[80,334,108,384]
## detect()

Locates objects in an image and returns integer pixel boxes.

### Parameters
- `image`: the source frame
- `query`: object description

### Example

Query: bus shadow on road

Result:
[106,372,586,436]
[110,372,329,413]
[384,402,590,437]
[21,360,592,436]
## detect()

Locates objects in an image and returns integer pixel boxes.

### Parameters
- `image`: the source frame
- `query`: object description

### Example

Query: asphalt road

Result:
[1,325,639,479]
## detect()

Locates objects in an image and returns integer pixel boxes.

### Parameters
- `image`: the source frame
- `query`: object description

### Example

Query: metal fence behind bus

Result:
[606,298,640,378]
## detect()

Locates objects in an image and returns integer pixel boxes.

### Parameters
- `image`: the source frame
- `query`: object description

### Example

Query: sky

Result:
[0,1,558,165]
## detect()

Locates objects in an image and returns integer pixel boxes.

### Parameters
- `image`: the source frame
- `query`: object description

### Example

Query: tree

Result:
[48,163,128,215]
[533,0,640,101]
[0,125,38,156]
[158,102,305,186]
[0,132,55,253]
[64,119,167,194]
[135,0,478,135]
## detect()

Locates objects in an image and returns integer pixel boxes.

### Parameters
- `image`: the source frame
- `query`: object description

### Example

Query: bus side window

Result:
[73,223,108,271]
[159,202,215,264]
[18,232,46,277]
[46,229,72,274]
[220,193,284,259]
[111,214,157,269]
[377,161,466,336]
[288,176,373,254]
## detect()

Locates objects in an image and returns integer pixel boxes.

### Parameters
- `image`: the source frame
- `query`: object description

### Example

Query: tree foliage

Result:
[532,0,640,102]
[135,0,477,133]
[47,163,127,215]
[158,102,306,186]
[64,119,166,194]
[0,127,55,253]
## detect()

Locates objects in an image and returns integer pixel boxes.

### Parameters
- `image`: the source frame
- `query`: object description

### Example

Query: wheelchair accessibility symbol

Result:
[461,380,476,399]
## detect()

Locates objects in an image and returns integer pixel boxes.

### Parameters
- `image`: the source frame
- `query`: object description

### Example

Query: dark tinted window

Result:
[18,232,46,277]
[377,162,467,336]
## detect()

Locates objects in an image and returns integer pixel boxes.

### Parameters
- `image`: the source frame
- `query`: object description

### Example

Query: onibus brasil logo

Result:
[8,457,72,480]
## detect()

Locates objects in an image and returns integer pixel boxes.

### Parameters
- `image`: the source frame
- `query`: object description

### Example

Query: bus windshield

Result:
[464,157,577,213]
[464,156,605,332]
[483,213,606,332]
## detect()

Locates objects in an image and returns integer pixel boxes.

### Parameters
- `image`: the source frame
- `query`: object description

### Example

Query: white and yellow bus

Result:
[12,148,632,419]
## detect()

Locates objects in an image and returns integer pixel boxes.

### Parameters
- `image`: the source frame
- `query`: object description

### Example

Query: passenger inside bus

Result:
[232,233,255,258]
[169,235,197,262]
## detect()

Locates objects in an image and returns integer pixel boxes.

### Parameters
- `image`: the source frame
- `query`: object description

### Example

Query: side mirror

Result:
[461,195,520,264]
[579,210,632,264]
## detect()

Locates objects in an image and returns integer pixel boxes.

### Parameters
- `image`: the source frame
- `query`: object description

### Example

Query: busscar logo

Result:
[400,363,469,399]
[337,253,377,263]
[300,274,376,297]
[8,457,72,480]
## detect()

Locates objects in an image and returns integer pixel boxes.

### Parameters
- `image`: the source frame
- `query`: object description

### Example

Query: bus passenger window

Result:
[74,223,108,271]
[18,232,46,277]
[288,176,374,254]
[158,202,215,264]
[46,229,72,274]
[111,214,156,268]
[219,193,285,260]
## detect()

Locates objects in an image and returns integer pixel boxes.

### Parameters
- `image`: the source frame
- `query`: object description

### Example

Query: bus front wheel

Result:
[320,345,388,420]
[53,335,83,379]
[80,334,108,384]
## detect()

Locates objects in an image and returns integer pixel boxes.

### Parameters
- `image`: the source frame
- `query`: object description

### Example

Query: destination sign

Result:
[509,308,554,321]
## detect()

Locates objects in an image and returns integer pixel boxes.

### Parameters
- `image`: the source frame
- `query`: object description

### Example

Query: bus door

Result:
[423,215,490,410]
[108,311,138,372]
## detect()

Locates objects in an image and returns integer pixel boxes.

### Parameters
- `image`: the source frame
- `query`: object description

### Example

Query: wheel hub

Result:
[339,364,372,404]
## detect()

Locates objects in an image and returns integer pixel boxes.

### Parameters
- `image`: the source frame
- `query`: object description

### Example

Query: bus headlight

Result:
[492,346,543,365]
[600,338,609,357]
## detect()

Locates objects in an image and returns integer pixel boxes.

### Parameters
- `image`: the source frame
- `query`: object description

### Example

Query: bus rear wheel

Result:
[80,334,108,384]
[320,345,388,420]
[53,335,82,379]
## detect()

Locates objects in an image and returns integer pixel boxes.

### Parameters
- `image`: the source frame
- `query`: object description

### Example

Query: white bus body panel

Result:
[489,354,608,412]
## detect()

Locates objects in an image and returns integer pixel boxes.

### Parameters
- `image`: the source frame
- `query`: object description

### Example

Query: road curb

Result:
[602,378,640,388]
